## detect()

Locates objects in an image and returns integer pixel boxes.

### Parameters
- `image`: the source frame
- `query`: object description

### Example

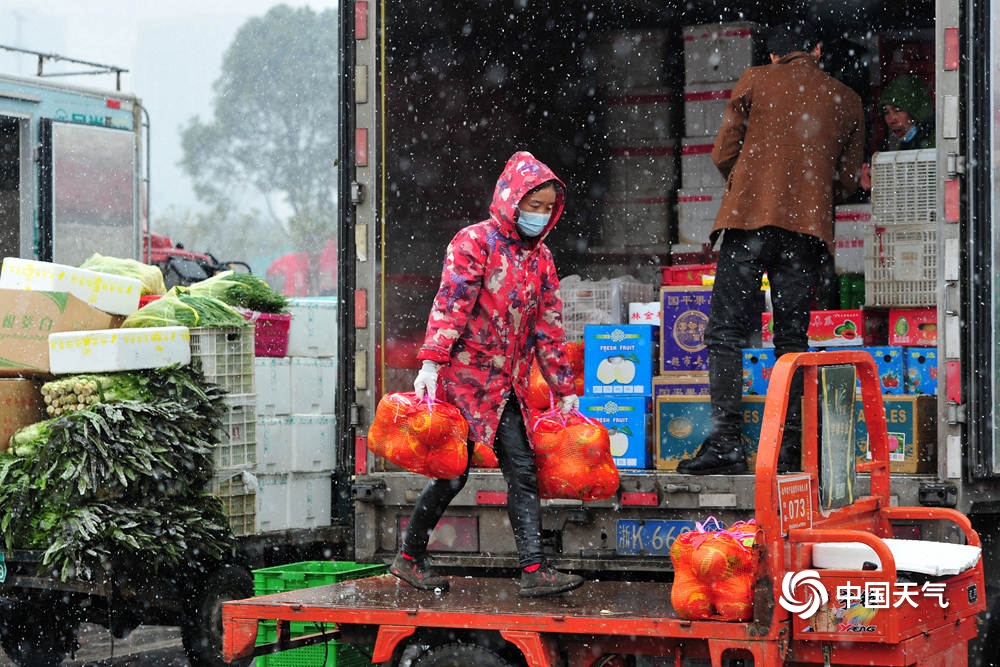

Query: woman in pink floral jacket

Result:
[390,151,585,598]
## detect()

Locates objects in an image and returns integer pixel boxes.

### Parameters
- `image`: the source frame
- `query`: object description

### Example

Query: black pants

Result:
[400,398,543,568]
[704,227,825,440]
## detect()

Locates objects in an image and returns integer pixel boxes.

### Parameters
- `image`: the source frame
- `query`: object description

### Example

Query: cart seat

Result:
[812,538,981,577]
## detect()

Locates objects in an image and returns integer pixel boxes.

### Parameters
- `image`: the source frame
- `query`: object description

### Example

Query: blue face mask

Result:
[902,125,918,142]
[516,210,549,237]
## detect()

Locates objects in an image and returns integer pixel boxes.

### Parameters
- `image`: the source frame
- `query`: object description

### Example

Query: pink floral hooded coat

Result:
[417,151,575,448]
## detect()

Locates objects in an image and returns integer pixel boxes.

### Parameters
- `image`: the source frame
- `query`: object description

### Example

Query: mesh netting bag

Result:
[368,392,469,479]
[530,409,620,501]
[670,517,758,621]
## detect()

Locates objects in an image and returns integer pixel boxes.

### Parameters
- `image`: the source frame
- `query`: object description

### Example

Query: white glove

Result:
[413,360,442,399]
[559,394,579,415]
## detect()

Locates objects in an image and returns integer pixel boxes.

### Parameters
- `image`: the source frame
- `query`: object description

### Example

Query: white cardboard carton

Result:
[1,257,142,315]
[290,357,337,414]
[255,357,292,416]
[48,326,190,374]
[286,297,337,357]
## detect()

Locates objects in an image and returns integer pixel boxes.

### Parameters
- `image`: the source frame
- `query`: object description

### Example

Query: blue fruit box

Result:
[579,395,650,469]
[659,286,712,373]
[583,324,654,396]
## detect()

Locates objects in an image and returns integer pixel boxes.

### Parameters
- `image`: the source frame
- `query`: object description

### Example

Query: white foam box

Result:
[683,82,733,137]
[680,137,726,189]
[0,257,142,316]
[256,413,335,473]
[254,357,292,416]
[605,143,679,199]
[595,29,668,91]
[676,187,725,246]
[600,200,672,248]
[286,297,337,357]
[683,22,761,85]
[605,87,677,143]
[48,326,190,374]
[834,204,872,275]
[256,471,332,532]
[290,357,336,414]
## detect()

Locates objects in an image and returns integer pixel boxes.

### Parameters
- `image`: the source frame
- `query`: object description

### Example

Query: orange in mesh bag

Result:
[670,517,758,621]
[531,409,620,501]
[527,342,586,410]
[368,392,469,479]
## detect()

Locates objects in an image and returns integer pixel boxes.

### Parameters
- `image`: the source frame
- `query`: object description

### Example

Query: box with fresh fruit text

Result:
[579,395,650,469]
[905,347,938,395]
[861,346,905,395]
[888,308,937,346]
[855,395,936,473]
[584,324,654,395]
[742,347,775,395]
[659,286,712,373]
[762,309,887,348]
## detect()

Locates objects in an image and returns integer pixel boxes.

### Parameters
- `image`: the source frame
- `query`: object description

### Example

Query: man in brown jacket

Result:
[678,21,865,475]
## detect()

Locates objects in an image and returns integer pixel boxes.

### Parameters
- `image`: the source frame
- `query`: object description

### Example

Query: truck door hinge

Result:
[946,153,966,178]
[946,401,966,425]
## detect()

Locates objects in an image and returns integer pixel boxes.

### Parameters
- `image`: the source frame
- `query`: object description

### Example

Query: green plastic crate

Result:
[252,561,386,667]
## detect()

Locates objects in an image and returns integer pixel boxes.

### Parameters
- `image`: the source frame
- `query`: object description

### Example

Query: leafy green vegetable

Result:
[187,270,289,314]
[79,252,167,296]
[121,291,248,328]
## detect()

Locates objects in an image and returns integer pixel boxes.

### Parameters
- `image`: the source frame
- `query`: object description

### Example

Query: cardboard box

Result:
[659,286,712,373]
[683,22,761,85]
[0,257,142,315]
[655,395,767,470]
[683,83,732,137]
[888,308,937,346]
[584,324,654,396]
[0,290,122,377]
[605,87,676,143]
[861,346,905,395]
[0,379,44,452]
[762,309,888,348]
[742,347,775,395]
[834,204,872,275]
[653,373,710,398]
[579,395,650,469]
[905,347,938,395]
[48,326,191,374]
[855,395,936,473]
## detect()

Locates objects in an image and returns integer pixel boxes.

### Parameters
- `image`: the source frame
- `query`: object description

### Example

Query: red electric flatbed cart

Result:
[222,350,986,666]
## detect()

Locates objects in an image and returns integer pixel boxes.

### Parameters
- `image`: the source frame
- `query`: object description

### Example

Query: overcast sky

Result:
[0,1,339,218]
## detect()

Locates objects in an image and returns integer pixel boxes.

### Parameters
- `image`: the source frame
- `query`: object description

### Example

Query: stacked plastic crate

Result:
[255,298,337,533]
[595,29,678,250]
[675,22,761,258]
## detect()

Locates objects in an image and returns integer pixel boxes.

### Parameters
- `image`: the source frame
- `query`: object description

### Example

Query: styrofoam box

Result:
[605,87,676,143]
[291,357,336,414]
[48,326,190,374]
[595,29,668,91]
[605,144,679,200]
[254,357,292,416]
[680,137,725,189]
[257,413,335,473]
[600,200,671,248]
[683,22,761,85]
[676,187,724,246]
[286,297,337,357]
[834,204,872,275]
[683,82,732,137]
[0,257,142,315]
[256,471,332,532]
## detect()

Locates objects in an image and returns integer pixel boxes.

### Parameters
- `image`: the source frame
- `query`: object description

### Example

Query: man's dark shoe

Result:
[519,561,584,598]
[676,434,748,475]
[390,553,450,592]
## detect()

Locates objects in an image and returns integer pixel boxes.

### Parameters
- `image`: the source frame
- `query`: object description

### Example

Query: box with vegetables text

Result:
[905,347,938,395]
[0,379,45,453]
[659,286,712,373]
[579,395,650,469]
[888,307,937,346]
[583,324,654,396]
[855,395,936,473]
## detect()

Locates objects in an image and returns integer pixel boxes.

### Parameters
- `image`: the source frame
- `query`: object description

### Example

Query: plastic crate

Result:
[245,312,292,358]
[660,263,716,285]
[210,469,257,537]
[871,149,937,225]
[561,276,655,341]
[863,224,937,307]
[189,326,255,394]
[253,561,387,596]
[255,621,371,667]
[216,394,257,468]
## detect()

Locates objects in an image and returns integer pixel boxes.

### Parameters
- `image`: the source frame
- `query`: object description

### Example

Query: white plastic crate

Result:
[256,471,332,532]
[254,357,292,416]
[256,413,335,474]
[210,469,257,537]
[864,223,937,307]
[189,326,255,394]
[216,394,257,469]
[871,149,937,225]
[561,276,656,341]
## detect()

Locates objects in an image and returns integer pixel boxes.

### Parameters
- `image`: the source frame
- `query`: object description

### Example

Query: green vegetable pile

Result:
[79,252,167,296]
[120,288,249,329]
[39,373,155,417]
[186,271,289,314]
[0,365,236,581]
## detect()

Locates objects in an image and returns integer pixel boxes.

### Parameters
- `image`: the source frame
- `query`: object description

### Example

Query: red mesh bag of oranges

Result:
[530,409,619,501]
[527,342,585,410]
[670,517,758,621]
[368,392,469,479]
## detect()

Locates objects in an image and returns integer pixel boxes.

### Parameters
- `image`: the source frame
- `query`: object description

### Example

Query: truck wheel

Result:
[412,642,521,667]
[0,597,79,667]
[181,564,253,667]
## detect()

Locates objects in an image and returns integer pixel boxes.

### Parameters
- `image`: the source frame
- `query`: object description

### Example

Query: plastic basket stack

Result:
[865,148,938,307]
[561,275,656,341]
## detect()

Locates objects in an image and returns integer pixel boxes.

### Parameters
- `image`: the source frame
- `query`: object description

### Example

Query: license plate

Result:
[616,520,696,556]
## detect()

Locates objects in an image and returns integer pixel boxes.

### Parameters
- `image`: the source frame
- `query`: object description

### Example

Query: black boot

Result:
[677,433,748,475]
